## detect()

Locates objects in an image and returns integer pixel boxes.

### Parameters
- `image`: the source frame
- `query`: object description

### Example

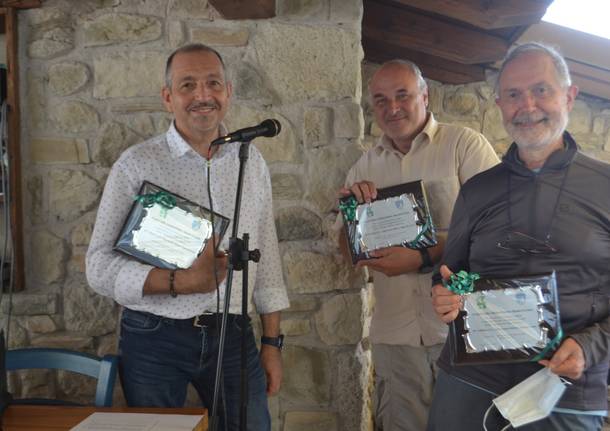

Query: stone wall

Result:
[7,1,373,431]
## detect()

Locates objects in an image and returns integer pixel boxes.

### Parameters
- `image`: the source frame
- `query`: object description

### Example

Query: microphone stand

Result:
[209,140,260,431]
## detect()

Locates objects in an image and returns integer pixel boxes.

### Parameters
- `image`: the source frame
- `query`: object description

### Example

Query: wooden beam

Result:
[363,38,487,84]
[208,0,275,20]
[3,6,24,292]
[363,0,509,64]
[0,0,41,9]
[389,0,552,30]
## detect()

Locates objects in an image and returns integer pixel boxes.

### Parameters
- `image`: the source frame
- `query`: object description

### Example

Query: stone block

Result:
[247,23,361,103]
[190,27,249,46]
[71,222,94,247]
[27,73,47,131]
[30,138,90,164]
[58,371,97,405]
[64,278,118,336]
[18,369,51,399]
[24,316,58,334]
[329,0,363,25]
[28,27,74,59]
[110,101,165,113]
[50,101,100,134]
[27,176,45,225]
[83,13,162,47]
[315,293,362,345]
[304,107,332,148]
[97,333,119,356]
[287,296,318,312]
[283,411,337,431]
[122,113,157,139]
[271,174,303,201]
[305,144,363,212]
[2,292,58,315]
[30,333,95,353]
[94,52,165,99]
[427,82,444,114]
[275,207,322,241]
[93,121,142,167]
[30,230,67,284]
[443,88,479,117]
[49,170,101,222]
[25,7,69,26]
[168,20,185,48]
[476,84,494,101]
[283,251,350,294]
[334,349,373,431]
[233,63,270,102]
[333,102,363,139]
[48,62,90,96]
[6,322,27,348]
[277,0,329,20]
[281,345,330,404]
[568,100,592,134]
[225,106,297,163]
[593,117,607,135]
[169,0,213,18]
[70,251,86,274]
[482,105,509,142]
[281,318,311,336]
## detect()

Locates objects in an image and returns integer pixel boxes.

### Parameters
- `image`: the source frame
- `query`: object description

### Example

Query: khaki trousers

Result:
[372,343,443,431]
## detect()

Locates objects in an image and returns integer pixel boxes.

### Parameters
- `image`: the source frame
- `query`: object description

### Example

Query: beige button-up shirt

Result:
[341,114,499,346]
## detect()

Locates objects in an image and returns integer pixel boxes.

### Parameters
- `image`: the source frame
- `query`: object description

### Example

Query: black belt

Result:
[191,312,247,329]
[124,309,247,330]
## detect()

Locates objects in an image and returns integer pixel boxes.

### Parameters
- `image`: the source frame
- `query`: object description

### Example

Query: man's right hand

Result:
[339,180,378,203]
[182,237,228,294]
[431,265,462,323]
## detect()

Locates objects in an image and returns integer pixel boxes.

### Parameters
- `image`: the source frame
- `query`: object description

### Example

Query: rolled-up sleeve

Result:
[251,162,289,314]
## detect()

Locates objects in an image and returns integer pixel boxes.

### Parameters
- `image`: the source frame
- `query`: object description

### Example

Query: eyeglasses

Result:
[497,231,558,255]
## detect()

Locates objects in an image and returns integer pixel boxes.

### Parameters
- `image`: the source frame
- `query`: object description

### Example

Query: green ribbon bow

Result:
[339,196,358,222]
[134,191,176,217]
[443,270,480,295]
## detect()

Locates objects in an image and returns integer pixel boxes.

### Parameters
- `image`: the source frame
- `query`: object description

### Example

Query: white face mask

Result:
[484,367,569,430]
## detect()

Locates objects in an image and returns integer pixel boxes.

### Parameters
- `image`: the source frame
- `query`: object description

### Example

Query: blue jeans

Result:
[427,369,605,431]
[118,309,270,431]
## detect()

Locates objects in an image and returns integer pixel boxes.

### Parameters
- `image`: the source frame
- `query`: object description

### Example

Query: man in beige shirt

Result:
[337,60,499,430]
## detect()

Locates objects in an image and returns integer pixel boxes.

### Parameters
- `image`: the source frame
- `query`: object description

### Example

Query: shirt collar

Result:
[165,121,229,159]
[374,112,437,156]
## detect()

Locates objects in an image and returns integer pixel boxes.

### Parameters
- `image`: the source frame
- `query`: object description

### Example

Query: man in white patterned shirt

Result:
[86,43,289,431]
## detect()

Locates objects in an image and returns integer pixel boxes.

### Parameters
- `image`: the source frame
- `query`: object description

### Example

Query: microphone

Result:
[211,119,281,146]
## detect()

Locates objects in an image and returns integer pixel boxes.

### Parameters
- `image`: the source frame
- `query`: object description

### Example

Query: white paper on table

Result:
[70,412,204,431]
[132,204,213,268]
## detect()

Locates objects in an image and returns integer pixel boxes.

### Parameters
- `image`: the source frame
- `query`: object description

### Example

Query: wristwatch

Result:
[261,335,284,350]
[418,248,434,273]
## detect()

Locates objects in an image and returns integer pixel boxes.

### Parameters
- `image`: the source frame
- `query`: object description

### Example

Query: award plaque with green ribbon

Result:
[339,180,437,264]
[449,271,562,365]
[114,181,230,269]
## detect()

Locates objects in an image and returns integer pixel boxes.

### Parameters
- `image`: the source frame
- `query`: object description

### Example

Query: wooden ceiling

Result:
[363,0,554,84]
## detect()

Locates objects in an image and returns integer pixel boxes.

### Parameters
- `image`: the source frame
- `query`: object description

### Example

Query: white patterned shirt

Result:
[86,122,289,318]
